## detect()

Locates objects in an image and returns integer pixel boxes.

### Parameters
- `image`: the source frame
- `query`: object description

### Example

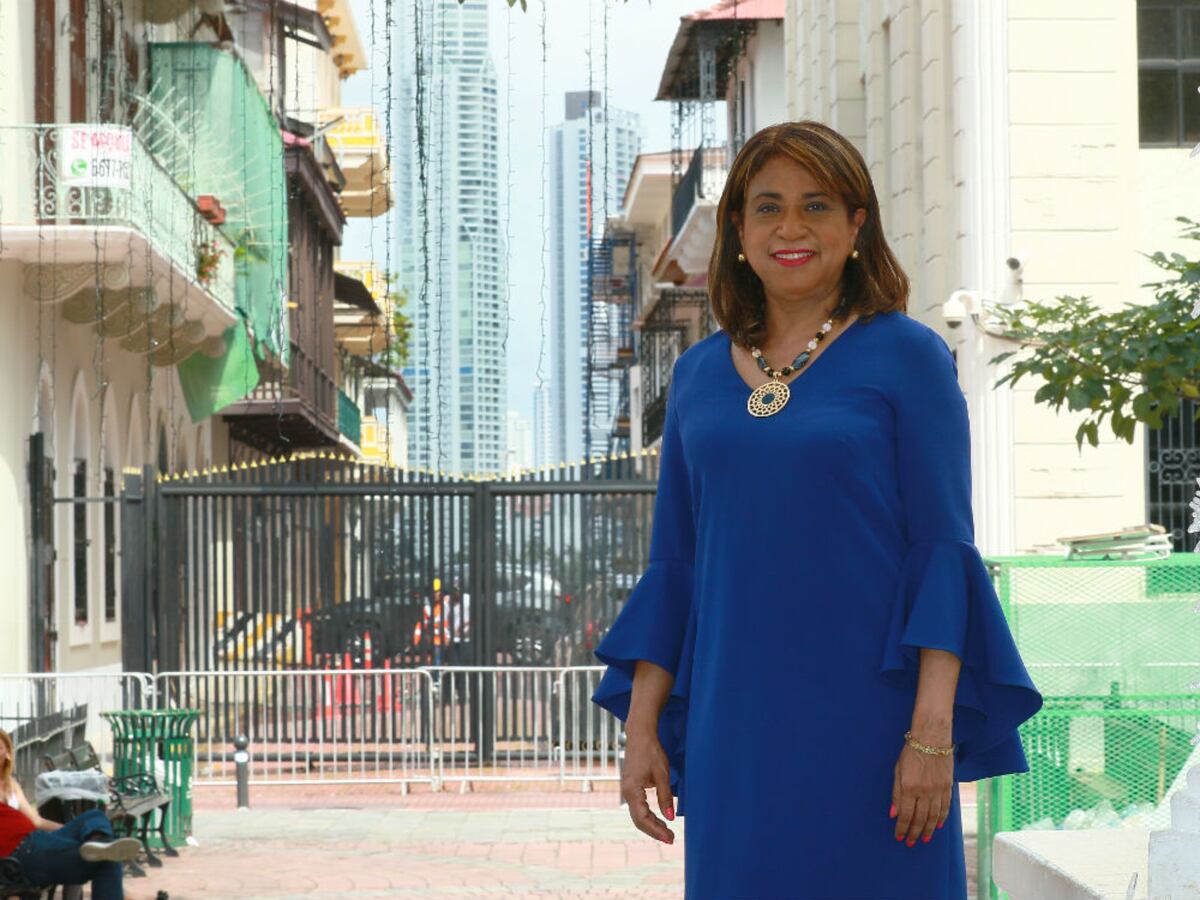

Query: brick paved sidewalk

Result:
[118,786,978,900]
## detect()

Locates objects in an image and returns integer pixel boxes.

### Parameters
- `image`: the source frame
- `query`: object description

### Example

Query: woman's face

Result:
[734,154,867,309]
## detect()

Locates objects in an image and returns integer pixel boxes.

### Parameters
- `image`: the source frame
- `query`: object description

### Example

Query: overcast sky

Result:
[340,0,713,434]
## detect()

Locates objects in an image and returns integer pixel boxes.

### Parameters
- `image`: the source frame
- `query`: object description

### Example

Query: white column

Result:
[949,0,1016,555]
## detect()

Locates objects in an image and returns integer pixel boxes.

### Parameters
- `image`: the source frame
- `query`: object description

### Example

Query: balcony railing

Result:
[639,288,717,446]
[338,388,362,448]
[0,125,236,311]
[670,145,729,241]
[224,341,340,452]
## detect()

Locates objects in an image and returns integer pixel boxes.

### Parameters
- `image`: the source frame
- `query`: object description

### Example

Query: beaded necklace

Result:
[745,297,850,418]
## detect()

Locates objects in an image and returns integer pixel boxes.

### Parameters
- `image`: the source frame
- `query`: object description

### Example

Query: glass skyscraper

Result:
[395,0,506,474]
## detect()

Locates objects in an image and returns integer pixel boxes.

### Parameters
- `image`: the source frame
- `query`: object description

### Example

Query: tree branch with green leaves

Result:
[987,217,1200,452]
[373,272,413,371]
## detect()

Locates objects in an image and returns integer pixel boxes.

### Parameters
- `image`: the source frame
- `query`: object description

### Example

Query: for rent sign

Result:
[60,125,133,188]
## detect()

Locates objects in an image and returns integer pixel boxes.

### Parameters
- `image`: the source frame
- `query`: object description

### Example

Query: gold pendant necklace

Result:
[747,379,790,417]
[744,310,839,418]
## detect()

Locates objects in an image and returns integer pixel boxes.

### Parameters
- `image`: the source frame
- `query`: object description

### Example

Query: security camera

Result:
[943,292,968,329]
[1003,257,1024,305]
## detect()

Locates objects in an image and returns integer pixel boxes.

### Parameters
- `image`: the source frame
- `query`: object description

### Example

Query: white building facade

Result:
[0,0,382,675]
[781,0,1195,555]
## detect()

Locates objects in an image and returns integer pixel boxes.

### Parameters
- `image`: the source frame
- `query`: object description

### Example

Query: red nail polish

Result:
[889,804,896,818]
[895,834,903,842]
[906,840,916,847]
[665,808,675,821]
[936,822,944,830]
[922,835,932,843]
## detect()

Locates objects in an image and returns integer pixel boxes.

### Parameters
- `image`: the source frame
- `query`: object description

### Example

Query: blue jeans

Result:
[9,808,124,900]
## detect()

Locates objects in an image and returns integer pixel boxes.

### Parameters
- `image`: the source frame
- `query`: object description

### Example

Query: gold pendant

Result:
[747,379,789,417]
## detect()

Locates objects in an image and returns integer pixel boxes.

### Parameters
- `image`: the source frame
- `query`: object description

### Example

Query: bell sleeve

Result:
[590,368,697,811]
[880,326,1043,782]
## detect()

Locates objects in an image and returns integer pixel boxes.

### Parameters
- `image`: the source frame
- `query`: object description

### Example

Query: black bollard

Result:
[233,734,250,810]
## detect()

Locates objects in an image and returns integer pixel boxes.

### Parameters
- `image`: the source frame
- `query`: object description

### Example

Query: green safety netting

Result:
[977,553,1200,900]
[147,41,289,393]
[177,319,260,422]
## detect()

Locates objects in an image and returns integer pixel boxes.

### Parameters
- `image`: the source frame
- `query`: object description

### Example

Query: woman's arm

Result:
[626,659,675,739]
[13,780,61,831]
[911,647,962,743]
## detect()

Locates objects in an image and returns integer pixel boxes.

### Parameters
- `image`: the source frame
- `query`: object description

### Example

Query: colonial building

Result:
[0,0,396,674]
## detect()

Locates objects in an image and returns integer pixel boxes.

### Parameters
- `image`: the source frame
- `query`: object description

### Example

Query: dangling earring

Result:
[851,249,860,260]
[737,252,746,262]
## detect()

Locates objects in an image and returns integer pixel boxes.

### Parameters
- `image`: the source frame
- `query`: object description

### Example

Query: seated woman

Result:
[0,729,141,900]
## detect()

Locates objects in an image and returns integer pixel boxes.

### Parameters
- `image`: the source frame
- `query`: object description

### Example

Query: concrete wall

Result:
[785,0,866,146]
[1137,148,1200,287]
[1005,0,1145,551]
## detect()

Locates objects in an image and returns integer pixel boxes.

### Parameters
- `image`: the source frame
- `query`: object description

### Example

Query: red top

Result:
[0,803,35,857]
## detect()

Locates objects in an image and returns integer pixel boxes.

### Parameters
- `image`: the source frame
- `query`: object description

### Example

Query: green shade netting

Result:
[178,320,261,422]
[148,42,289,367]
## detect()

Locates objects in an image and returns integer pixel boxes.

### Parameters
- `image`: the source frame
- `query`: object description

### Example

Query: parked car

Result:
[493,568,565,610]
[490,566,568,664]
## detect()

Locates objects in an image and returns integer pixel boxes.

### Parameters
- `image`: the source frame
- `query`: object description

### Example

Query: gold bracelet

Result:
[904,730,955,757]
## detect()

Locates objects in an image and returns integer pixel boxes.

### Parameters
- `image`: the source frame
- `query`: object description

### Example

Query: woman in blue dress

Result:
[590,120,1043,899]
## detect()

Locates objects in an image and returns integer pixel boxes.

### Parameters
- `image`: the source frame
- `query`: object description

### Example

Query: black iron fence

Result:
[122,454,660,678]
[119,454,660,760]
[1146,397,1200,551]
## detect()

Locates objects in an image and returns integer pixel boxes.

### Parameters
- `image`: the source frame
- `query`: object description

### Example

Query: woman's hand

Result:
[890,739,954,847]
[620,726,676,845]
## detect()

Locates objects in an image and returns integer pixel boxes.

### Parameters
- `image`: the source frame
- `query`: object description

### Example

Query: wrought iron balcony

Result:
[639,288,717,446]
[0,124,238,341]
[668,145,728,277]
[222,341,341,455]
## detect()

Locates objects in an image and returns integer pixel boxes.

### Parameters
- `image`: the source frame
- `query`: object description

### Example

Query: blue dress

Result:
[590,309,1043,899]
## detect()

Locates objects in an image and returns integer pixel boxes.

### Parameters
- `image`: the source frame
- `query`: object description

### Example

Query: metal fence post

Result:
[475,481,495,763]
[234,734,250,810]
[121,469,150,675]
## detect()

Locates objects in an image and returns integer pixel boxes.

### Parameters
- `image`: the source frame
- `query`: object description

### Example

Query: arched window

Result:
[70,376,90,628]
[156,419,169,475]
[102,389,121,626]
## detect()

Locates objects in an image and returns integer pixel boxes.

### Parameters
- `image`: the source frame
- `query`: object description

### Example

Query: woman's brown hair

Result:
[0,729,13,793]
[708,120,909,347]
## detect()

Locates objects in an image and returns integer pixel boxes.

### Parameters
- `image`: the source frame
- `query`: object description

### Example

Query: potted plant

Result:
[195,239,225,287]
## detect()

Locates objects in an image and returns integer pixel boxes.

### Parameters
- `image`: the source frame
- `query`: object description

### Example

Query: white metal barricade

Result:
[0,667,630,791]
[0,672,154,763]
[155,668,437,786]
[557,666,623,789]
